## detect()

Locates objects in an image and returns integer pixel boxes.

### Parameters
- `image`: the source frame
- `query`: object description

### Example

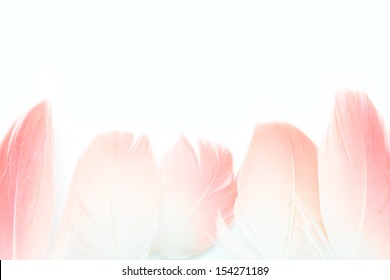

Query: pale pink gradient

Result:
[0,101,54,259]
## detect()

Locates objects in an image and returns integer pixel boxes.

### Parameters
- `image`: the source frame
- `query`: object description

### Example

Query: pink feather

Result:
[0,101,54,259]
[319,90,390,259]
[157,137,236,259]
[234,123,328,259]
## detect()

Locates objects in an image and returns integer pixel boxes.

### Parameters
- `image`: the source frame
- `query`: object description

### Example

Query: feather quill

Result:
[157,137,236,259]
[234,123,328,259]
[0,101,54,259]
[49,132,159,259]
[318,90,390,259]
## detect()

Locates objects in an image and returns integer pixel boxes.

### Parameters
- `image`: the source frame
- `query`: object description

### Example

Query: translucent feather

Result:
[50,132,159,259]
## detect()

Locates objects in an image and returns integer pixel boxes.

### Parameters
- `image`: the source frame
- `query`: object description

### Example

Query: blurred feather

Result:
[157,137,236,259]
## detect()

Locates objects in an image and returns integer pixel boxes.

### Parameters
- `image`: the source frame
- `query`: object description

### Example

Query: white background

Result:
[1,0,390,267]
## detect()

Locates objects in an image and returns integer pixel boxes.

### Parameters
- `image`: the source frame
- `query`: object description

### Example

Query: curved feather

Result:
[318,90,390,259]
[157,137,236,259]
[50,132,159,259]
[235,123,328,259]
[0,101,54,259]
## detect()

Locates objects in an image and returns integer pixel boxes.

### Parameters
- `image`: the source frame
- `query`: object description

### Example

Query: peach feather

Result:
[233,123,328,259]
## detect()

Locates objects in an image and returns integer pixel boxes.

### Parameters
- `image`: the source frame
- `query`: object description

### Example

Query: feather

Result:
[0,101,54,259]
[157,137,236,259]
[49,132,160,259]
[234,123,329,259]
[318,90,390,259]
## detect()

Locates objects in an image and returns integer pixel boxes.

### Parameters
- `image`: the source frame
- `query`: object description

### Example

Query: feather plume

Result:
[157,137,236,259]
[0,101,54,259]
[49,132,159,259]
[318,90,390,259]
[234,123,328,259]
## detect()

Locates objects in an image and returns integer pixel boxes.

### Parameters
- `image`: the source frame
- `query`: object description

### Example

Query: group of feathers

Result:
[1,89,389,260]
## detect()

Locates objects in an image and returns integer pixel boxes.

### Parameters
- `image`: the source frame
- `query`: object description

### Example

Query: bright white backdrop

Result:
[1,0,390,261]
